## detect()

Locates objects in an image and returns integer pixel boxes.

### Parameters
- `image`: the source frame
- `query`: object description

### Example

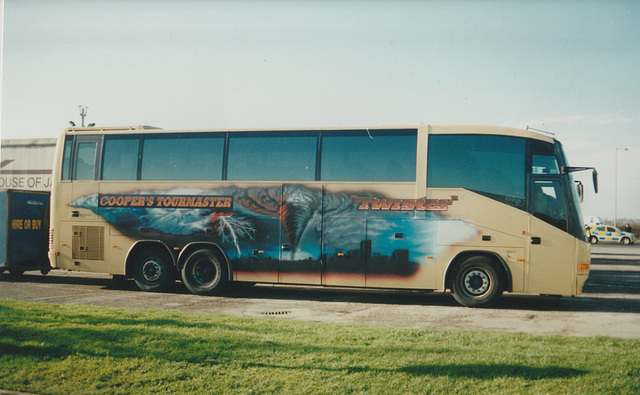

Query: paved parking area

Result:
[1,244,639,338]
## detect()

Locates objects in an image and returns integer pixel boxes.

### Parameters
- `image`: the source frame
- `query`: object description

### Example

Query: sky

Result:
[1,0,639,220]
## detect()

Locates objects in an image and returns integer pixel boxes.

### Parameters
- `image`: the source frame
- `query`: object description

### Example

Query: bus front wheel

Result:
[451,256,503,308]
[132,247,176,292]
[181,248,228,296]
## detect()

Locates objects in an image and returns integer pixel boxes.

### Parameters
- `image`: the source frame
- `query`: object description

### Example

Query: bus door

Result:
[527,178,575,295]
[278,184,322,285]
[60,136,106,271]
[69,136,101,221]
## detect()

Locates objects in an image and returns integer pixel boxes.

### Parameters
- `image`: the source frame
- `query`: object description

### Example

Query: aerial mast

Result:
[78,105,89,127]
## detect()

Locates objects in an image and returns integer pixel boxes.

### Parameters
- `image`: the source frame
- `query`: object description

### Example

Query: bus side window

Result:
[75,142,98,180]
[531,180,567,230]
[102,137,140,180]
[532,154,560,175]
[141,135,225,181]
[61,137,73,180]
[427,134,525,208]
[321,130,417,182]
[227,133,317,181]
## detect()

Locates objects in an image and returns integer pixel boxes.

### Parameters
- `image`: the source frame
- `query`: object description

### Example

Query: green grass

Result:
[1,299,638,394]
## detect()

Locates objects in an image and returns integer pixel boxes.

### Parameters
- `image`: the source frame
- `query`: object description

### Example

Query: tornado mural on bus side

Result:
[70,185,477,277]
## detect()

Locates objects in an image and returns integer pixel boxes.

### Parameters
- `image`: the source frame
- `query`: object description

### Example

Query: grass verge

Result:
[1,299,639,394]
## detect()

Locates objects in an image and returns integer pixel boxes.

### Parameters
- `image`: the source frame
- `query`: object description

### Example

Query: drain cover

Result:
[262,311,291,316]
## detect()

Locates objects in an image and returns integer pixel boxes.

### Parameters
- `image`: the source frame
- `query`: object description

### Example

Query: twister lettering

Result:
[351,195,458,211]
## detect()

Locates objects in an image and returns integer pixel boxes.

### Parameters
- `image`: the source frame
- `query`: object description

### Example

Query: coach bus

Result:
[47,125,595,307]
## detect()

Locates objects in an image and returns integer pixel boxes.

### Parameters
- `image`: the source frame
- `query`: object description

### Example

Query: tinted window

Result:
[227,133,317,181]
[427,134,525,208]
[532,154,560,175]
[141,135,224,180]
[321,130,416,181]
[102,137,140,180]
[61,137,73,180]
[75,142,97,180]
[532,179,567,230]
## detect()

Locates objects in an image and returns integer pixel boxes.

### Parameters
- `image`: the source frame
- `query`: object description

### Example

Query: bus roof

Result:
[62,124,556,143]
[64,125,162,133]
[427,125,555,142]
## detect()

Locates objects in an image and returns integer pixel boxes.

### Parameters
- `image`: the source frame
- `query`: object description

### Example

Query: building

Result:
[0,138,57,191]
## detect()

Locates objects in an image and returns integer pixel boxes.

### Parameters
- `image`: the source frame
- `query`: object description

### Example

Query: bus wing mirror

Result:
[575,181,584,202]
[561,166,598,194]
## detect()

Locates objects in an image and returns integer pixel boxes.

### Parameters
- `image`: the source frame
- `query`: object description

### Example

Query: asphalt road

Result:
[1,244,639,339]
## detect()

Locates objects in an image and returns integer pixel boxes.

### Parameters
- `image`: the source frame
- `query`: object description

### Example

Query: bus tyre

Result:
[181,249,228,295]
[451,256,503,308]
[132,248,176,292]
[589,236,598,244]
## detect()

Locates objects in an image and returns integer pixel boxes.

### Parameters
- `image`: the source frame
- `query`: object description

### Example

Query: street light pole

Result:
[614,147,628,228]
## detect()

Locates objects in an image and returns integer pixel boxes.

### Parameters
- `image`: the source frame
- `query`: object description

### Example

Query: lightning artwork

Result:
[71,185,476,278]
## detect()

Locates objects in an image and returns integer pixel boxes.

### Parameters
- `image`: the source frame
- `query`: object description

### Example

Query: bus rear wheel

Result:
[181,248,228,296]
[451,256,503,308]
[132,247,176,292]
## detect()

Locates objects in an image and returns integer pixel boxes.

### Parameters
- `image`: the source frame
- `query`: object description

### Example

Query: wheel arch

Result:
[178,242,232,282]
[125,240,175,278]
[443,250,512,292]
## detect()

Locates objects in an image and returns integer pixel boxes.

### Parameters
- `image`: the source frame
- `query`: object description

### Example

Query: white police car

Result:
[587,225,636,245]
